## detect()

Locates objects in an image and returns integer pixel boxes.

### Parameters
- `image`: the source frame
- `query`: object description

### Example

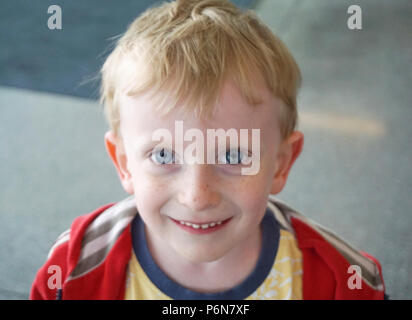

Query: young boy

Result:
[30,0,386,300]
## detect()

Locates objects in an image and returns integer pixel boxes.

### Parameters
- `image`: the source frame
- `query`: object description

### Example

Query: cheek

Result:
[131,172,171,217]
[230,174,272,217]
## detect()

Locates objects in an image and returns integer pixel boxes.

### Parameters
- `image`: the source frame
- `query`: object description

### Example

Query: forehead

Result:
[119,79,282,143]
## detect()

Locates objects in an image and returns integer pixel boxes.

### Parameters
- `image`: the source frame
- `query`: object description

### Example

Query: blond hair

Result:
[100,0,301,140]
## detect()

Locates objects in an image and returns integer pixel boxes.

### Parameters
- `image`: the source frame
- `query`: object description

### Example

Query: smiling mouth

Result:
[169,217,233,233]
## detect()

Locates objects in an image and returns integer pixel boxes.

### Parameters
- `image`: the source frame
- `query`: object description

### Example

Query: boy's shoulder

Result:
[30,197,136,300]
[46,197,136,261]
[268,194,386,299]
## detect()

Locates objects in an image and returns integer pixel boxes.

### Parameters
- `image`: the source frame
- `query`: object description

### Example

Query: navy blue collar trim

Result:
[131,208,280,300]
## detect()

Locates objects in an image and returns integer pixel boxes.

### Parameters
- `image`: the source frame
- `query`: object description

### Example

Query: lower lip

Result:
[170,217,232,235]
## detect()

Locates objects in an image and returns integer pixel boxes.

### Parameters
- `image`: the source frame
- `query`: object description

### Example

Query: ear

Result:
[104,131,134,195]
[270,131,304,195]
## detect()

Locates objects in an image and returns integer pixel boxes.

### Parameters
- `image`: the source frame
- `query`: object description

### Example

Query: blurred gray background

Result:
[0,0,411,299]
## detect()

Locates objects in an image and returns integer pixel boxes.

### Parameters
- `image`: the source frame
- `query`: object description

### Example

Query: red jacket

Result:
[30,196,386,300]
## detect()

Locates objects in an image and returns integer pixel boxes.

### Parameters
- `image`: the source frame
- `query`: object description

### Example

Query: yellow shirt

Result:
[125,229,302,300]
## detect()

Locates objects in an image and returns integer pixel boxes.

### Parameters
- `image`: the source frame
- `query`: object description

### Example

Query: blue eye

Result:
[151,148,175,165]
[223,148,245,165]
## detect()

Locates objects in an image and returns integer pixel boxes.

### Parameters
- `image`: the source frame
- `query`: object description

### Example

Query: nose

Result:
[177,164,221,212]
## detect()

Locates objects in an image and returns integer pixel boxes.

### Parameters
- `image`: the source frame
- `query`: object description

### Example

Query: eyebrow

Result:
[133,135,161,154]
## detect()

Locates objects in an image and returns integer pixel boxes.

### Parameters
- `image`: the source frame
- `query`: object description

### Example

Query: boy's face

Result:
[105,78,303,263]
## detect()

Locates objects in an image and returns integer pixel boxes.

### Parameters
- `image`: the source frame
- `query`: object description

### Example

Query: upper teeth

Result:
[179,220,223,229]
